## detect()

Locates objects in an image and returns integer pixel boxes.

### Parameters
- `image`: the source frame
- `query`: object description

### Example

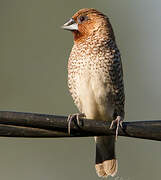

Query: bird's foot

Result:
[67,113,85,134]
[110,116,123,141]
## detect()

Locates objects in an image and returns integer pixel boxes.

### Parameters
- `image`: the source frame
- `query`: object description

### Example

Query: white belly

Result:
[77,70,114,121]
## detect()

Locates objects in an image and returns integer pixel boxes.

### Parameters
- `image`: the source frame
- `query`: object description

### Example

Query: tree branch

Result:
[0,111,160,141]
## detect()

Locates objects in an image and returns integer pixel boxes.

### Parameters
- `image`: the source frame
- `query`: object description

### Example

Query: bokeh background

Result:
[0,0,161,180]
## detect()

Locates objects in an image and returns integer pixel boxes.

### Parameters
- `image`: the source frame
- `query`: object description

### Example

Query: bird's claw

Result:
[67,113,85,134]
[110,116,123,141]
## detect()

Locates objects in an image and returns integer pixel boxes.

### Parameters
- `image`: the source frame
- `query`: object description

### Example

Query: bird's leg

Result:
[67,113,85,134]
[110,116,123,140]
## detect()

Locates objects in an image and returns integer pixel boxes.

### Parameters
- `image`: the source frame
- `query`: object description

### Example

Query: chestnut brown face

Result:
[62,8,107,42]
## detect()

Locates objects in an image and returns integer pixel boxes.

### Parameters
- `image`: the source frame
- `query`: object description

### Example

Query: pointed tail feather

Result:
[95,136,117,177]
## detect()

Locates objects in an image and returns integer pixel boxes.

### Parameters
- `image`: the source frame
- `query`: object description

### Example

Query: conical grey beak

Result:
[61,18,78,31]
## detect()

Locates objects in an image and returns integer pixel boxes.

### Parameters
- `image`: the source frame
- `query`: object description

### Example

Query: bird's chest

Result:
[68,49,113,120]
[68,43,111,92]
[68,52,95,102]
[68,47,102,94]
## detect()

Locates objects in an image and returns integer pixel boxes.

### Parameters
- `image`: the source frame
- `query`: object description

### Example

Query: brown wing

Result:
[107,43,125,119]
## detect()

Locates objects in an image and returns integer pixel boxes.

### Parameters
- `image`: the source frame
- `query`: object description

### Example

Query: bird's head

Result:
[62,8,114,43]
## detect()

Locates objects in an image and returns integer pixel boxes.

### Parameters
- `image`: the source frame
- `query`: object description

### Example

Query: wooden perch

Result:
[0,111,160,141]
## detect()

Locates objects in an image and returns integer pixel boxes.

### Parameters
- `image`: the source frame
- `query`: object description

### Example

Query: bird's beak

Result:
[61,18,78,31]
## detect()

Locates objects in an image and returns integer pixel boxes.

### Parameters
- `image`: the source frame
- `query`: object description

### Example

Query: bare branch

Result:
[0,111,160,141]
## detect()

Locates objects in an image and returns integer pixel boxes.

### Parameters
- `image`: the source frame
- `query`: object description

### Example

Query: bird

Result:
[62,8,125,178]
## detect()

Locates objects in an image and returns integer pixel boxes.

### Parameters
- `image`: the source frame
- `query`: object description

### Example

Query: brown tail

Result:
[95,136,117,177]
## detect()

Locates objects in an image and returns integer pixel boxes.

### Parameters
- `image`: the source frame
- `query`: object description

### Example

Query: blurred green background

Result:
[0,0,161,179]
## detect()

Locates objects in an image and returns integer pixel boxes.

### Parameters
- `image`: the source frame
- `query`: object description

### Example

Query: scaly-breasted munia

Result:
[62,8,125,178]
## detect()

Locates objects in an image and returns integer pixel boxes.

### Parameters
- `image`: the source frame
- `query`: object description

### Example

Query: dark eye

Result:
[78,15,87,23]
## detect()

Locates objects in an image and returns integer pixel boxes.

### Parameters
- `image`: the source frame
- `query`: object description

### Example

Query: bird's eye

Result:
[78,15,87,23]
[80,16,85,22]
